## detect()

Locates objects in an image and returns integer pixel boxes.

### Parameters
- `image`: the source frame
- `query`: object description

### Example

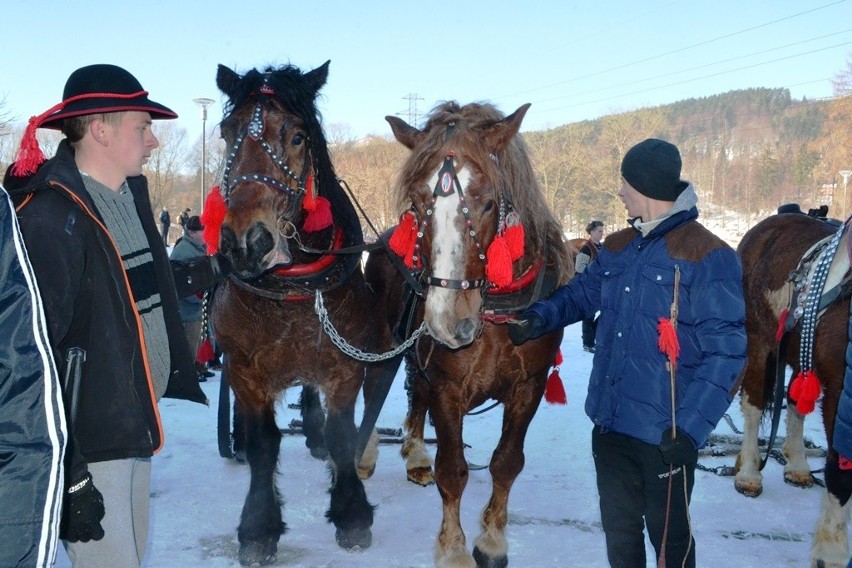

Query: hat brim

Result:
[40,97,177,129]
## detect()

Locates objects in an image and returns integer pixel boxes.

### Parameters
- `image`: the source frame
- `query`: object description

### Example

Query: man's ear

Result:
[88,117,109,146]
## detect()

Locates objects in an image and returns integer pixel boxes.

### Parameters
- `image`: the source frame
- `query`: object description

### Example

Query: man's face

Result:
[617,178,647,220]
[103,111,159,178]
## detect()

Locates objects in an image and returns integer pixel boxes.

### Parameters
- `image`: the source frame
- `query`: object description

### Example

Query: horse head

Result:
[386,102,538,349]
[214,61,352,279]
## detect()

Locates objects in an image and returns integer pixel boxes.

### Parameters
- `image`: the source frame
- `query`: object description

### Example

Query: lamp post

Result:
[840,169,852,220]
[193,97,216,212]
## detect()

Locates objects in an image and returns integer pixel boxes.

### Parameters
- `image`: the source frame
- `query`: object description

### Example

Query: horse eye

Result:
[483,201,494,213]
[291,133,305,146]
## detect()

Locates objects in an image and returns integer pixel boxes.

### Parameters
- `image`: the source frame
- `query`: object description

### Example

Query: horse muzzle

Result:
[220,223,292,279]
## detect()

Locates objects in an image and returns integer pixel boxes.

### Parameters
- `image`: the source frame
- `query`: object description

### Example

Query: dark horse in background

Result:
[365,101,573,567]
[209,62,384,566]
[734,211,850,568]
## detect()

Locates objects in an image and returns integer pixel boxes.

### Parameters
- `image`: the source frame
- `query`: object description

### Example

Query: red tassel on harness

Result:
[201,186,227,254]
[303,174,317,211]
[486,235,513,287]
[504,222,525,262]
[775,308,789,342]
[657,317,680,362]
[544,350,567,405]
[11,116,47,177]
[389,211,417,267]
[303,196,332,232]
[789,369,821,414]
[196,337,215,365]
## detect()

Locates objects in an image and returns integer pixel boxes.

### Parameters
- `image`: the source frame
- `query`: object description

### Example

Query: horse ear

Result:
[216,64,241,97]
[304,60,330,97]
[386,115,424,150]
[483,103,531,152]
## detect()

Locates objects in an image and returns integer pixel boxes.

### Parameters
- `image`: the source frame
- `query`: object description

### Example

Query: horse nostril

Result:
[246,224,273,265]
[457,318,478,340]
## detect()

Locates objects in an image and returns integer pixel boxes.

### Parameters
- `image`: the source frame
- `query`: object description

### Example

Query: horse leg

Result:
[734,391,765,497]
[238,403,285,567]
[432,398,474,568]
[810,492,850,568]
[402,359,435,486]
[782,404,815,487]
[299,384,328,460]
[323,402,375,549]
[471,383,542,568]
[356,363,383,481]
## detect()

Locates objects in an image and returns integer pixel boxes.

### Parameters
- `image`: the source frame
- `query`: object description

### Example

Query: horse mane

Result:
[395,101,571,283]
[221,64,363,246]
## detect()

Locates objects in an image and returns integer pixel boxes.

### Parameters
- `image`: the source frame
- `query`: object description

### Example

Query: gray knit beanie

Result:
[620,138,688,201]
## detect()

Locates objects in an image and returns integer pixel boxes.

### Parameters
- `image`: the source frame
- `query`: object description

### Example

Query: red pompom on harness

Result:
[544,348,567,405]
[201,186,227,254]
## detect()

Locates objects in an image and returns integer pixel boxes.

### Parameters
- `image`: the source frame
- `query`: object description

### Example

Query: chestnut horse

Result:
[208,62,384,566]
[734,212,850,567]
[364,101,572,567]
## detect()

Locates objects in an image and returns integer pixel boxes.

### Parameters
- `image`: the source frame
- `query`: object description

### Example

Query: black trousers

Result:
[582,315,598,348]
[592,426,696,568]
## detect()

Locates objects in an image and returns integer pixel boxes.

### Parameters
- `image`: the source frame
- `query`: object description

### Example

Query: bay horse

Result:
[207,62,384,566]
[364,101,573,567]
[734,211,850,567]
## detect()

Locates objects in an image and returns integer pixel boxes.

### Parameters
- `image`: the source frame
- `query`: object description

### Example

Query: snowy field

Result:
[53,317,837,568]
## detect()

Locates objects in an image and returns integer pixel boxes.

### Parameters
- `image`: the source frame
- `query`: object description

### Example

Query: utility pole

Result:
[397,93,424,126]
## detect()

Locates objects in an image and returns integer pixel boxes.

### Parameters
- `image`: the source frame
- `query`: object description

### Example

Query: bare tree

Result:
[145,122,189,212]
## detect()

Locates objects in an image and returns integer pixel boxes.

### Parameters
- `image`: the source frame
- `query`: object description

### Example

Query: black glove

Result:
[171,253,233,299]
[60,472,105,543]
[658,428,698,466]
[508,312,545,346]
[824,452,852,507]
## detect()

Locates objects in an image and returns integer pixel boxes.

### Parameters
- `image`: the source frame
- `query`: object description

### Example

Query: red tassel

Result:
[303,196,333,232]
[389,211,417,266]
[839,456,852,470]
[196,338,215,365]
[789,369,821,415]
[201,186,227,254]
[486,235,513,287]
[544,368,567,405]
[775,308,789,342]
[554,348,563,366]
[657,317,680,362]
[303,174,317,211]
[504,223,525,262]
[11,116,47,177]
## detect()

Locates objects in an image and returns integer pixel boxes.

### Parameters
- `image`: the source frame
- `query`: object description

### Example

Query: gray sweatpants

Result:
[63,458,151,568]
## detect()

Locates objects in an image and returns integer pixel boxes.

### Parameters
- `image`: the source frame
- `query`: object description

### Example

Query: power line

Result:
[397,93,424,126]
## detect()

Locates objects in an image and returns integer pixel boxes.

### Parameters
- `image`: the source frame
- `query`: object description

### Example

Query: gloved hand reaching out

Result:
[507,312,545,346]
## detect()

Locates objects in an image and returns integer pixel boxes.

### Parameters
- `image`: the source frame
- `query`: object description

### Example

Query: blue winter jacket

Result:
[526,204,746,449]
[837,315,852,459]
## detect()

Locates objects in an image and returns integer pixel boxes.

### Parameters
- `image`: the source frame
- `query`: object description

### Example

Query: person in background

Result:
[178,208,190,235]
[508,138,746,568]
[158,207,170,245]
[0,184,67,568]
[3,63,228,568]
[575,219,604,353]
[169,215,214,382]
[828,309,852,515]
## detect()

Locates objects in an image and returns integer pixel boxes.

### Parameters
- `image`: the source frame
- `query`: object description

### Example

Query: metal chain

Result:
[313,290,426,361]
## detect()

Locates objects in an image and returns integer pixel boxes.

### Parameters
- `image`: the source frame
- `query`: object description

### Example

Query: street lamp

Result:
[193,97,216,212]
[840,169,852,220]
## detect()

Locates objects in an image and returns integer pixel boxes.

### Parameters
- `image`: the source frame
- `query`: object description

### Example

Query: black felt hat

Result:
[185,216,204,232]
[11,64,177,177]
[620,138,688,201]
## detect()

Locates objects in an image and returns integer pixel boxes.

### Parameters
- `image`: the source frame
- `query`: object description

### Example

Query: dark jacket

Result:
[526,198,746,449]
[159,209,170,226]
[837,316,852,459]
[5,140,206,483]
[0,186,66,567]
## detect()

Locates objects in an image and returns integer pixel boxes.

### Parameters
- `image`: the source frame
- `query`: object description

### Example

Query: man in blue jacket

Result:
[509,138,747,568]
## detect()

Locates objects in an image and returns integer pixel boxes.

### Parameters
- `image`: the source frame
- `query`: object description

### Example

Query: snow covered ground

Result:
[52,318,838,568]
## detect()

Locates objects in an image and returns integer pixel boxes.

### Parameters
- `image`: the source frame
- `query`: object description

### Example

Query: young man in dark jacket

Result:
[4,64,225,568]
[509,138,747,568]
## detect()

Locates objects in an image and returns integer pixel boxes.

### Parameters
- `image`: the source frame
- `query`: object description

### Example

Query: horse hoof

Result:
[309,445,328,460]
[407,466,435,486]
[734,480,762,498]
[784,472,815,488]
[335,527,372,550]
[238,538,278,566]
[473,546,508,568]
[357,463,376,480]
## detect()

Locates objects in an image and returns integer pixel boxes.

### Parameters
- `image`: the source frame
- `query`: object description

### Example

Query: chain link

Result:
[313,291,426,361]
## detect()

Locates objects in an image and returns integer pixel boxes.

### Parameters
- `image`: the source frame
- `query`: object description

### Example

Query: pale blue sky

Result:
[2,0,850,144]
